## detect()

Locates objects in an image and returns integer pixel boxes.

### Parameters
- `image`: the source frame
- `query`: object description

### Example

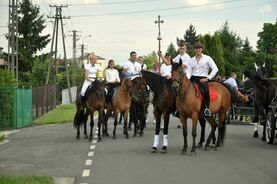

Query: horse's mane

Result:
[172,62,181,71]
[142,71,173,94]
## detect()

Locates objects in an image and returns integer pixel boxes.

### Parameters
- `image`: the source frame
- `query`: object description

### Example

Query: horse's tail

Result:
[73,108,85,128]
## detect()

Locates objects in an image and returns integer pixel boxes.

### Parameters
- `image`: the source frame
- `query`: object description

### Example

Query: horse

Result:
[141,71,176,153]
[244,70,277,141]
[129,77,150,137]
[73,79,106,141]
[171,62,231,154]
[103,78,133,139]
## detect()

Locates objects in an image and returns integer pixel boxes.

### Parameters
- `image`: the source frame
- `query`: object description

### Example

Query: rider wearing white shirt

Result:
[189,42,219,117]
[80,53,101,100]
[224,72,238,90]
[138,56,148,71]
[123,51,141,78]
[160,53,172,79]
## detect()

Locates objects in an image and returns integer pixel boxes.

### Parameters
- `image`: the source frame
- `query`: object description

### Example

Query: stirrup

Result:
[204,108,211,117]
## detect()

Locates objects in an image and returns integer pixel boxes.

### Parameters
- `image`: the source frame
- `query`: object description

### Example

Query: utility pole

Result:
[68,30,80,86]
[154,15,164,65]
[8,0,19,82]
[79,35,91,66]
[46,4,72,105]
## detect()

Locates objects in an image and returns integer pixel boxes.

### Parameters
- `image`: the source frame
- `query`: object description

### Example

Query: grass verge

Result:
[0,134,5,142]
[33,104,76,125]
[0,176,54,184]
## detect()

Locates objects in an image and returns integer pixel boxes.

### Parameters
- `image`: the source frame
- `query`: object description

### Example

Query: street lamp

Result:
[82,34,92,45]
[80,34,92,60]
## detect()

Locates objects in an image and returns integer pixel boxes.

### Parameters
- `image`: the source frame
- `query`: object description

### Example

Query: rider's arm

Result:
[84,69,92,82]
[207,56,219,80]
[158,51,171,65]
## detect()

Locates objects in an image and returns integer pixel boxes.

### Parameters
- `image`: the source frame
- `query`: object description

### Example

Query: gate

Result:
[0,87,32,130]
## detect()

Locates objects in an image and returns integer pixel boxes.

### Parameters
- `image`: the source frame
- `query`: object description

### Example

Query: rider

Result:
[105,59,121,107]
[189,42,218,117]
[122,51,141,78]
[159,53,172,79]
[80,53,101,103]
[138,56,148,71]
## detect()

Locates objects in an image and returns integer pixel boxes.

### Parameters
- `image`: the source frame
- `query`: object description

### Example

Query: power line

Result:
[68,0,160,6]
[70,0,244,17]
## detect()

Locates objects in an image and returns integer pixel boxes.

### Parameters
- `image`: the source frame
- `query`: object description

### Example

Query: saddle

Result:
[193,83,218,102]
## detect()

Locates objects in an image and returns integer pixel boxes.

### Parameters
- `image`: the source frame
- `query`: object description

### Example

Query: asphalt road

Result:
[0,107,276,184]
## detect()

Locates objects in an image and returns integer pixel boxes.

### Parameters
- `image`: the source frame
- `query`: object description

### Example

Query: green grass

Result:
[0,134,5,142]
[33,104,76,125]
[0,176,54,184]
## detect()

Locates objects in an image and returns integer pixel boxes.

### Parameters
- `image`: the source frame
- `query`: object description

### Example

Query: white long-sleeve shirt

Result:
[160,63,172,77]
[105,68,120,83]
[189,54,218,80]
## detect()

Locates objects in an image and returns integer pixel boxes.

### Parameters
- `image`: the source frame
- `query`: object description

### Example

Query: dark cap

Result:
[193,42,204,49]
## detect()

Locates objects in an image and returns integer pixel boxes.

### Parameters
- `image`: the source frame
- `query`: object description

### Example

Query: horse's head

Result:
[171,61,184,94]
[93,79,106,98]
[255,63,268,78]
[130,77,148,103]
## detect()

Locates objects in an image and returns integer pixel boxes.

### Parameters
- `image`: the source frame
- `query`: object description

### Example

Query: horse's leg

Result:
[150,109,162,153]
[261,115,266,141]
[123,110,129,139]
[89,112,94,141]
[97,109,103,141]
[112,110,119,139]
[191,114,198,154]
[161,112,170,153]
[253,104,259,137]
[180,115,188,154]
[83,111,89,139]
[74,110,81,139]
[139,107,146,137]
[133,106,138,137]
[205,117,217,150]
[197,118,206,148]
[216,112,226,149]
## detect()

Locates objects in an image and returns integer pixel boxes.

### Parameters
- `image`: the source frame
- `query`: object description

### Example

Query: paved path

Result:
[0,109,276,184]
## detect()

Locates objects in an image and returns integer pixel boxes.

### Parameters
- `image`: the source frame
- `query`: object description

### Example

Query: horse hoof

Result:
[140,132,144,137]
[133,133,137,137]
[84,135,88,139]
[190,150,196,156]
[150,147,157,153]
[181,149,187,155]
[262,136,266,141]
[88,137,92,142]
[210,144,216,148]
[204,146,210,151]
[98,137,102,142]
[196,143,203,148]
[253,131,258,138]
[112,134,116,139]
[126,134,129,139]
[160,146,167,153]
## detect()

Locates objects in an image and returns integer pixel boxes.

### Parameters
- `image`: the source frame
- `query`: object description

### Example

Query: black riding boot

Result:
[201,82,211,117]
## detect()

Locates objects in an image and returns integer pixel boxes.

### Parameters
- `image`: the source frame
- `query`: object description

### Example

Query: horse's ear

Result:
[262,62,265,67]
[254,63,258,70]
[179,59,182,66]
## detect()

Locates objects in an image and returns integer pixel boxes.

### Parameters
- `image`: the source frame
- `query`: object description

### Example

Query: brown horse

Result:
[171,62,231,154]
[74,79,106,141]
[103,78,133,139]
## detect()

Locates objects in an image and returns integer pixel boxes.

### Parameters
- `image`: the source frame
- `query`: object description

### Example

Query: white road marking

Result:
[90,145,96,149]
[85,159,93,165]
[92,139,97,144]
[82,169,90,177]
[88,151,94,156]
[95,130,98,134]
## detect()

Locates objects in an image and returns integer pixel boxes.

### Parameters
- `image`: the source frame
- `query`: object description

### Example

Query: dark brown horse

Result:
[103,78,133,139]
[141,71,176,153]
[74,79,106,141]
[129,77,150,137]
[171,62,231,154]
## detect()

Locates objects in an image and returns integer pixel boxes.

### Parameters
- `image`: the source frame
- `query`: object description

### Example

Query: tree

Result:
[17,0,50,74]
[257,21,277,54]
[177,24,199,56]
[143,51,158,69]
[166,42,178,58]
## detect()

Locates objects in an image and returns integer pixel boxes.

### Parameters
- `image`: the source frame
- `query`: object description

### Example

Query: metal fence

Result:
[0,87,32,130]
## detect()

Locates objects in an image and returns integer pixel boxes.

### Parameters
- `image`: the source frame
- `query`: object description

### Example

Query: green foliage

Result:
[0,176,54,184]
[166,42,178,57]
[257,21,277,54]
[57,65,84,89]
[143,51,158,69]
[0,70,17,87]
[0,134,5,142]
[17,0,50,75]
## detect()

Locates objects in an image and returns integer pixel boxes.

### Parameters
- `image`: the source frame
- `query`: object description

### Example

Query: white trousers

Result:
[81,80,91,96]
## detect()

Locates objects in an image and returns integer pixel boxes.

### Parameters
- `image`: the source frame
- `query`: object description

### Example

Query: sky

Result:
[0,0,276,65]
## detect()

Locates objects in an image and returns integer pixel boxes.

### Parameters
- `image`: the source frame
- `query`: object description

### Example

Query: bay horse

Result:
[103,78,133,139]
[171,62,231,154]
[244,70,277,141]
[141,71,176,153]
[129,77,150,137]
[74,79,106,141]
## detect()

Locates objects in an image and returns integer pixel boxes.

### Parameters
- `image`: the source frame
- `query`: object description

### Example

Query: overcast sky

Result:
[0,0,276,65]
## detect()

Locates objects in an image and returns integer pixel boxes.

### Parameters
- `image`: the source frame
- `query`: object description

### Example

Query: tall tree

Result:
[143,51,158,69]
[177,24,199,56]
[17,0,50,75]
[166,42,178,58]
[257,21,277,54]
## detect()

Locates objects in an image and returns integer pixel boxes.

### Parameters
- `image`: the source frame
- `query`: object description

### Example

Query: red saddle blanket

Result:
[193,83,218,102]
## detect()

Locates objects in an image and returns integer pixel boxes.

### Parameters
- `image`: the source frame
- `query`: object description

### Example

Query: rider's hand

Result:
[200,78,208,83]
[157,50,162,56]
